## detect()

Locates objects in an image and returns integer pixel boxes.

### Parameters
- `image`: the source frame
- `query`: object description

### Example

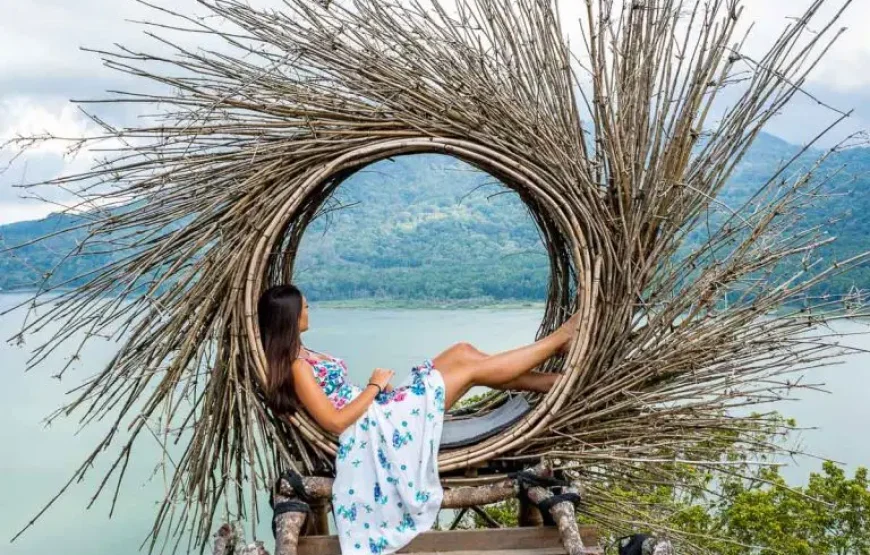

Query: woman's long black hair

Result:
[257,284,305,415]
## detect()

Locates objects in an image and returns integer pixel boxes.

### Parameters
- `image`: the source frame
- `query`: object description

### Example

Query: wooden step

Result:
[297,525,602,554]
[405,549,569,555]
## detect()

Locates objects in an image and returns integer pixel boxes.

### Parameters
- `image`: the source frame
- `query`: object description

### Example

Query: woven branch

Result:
[3,0,868,551]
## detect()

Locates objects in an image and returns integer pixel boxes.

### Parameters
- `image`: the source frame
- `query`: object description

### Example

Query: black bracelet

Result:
[367,382,382,395]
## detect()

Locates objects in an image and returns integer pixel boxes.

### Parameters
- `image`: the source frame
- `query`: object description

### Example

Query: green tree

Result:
[454,404,870,554]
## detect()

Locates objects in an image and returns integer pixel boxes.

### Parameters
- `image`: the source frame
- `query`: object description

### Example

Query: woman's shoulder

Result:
[293,349,331,367]
[292,355,314,370]
[299,348,335,363]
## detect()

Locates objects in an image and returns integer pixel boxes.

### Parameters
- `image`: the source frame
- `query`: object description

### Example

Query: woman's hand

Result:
[292,361,391,436]
[369,367,395,393]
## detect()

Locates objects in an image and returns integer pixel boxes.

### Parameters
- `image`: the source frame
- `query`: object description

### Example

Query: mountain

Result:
[0,133,867,301]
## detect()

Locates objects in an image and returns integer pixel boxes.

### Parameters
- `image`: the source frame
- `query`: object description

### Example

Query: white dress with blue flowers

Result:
[299,347,446,554]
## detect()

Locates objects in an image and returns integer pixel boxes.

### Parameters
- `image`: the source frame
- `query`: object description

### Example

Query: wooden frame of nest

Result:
[3,0,868,552]
[241,137,600,473]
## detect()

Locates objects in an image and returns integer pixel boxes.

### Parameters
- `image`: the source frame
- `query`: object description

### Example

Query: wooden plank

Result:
[408,549,568,555]
[579,526,599,549]
[298,525,599,554]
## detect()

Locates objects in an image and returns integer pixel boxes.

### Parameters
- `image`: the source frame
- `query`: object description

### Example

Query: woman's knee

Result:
[455,341,486,359]
[434,342,484,370]
[432,343,484,390]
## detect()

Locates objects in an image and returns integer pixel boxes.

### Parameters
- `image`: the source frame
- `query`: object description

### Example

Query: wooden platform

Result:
[297,525,601,554]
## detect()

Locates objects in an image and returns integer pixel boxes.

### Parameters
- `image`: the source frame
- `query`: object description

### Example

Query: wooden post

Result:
[518,496,545,527]
[273,488,308,555]
[526,485,601,555]
[239,541,271,555]
[305,498,331,536]
[260,462,605,554]
[213,523,237,555]
[519,461,551,527]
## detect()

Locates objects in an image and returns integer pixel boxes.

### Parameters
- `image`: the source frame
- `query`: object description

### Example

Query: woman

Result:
[257,284,580,554]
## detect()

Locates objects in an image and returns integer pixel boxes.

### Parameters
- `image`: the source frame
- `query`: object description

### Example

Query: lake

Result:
[1,292,868,555]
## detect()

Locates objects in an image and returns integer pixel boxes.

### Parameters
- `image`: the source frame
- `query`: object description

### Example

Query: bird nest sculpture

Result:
[4,0,867,551]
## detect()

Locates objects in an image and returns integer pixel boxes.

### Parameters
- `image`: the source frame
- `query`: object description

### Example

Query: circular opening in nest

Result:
[244,138,596,468]
[276,153,554,405]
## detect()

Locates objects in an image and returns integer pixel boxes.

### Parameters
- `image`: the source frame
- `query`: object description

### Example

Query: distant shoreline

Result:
[0,290,546,310]
[3,291,864,317]
[312,298,547,310]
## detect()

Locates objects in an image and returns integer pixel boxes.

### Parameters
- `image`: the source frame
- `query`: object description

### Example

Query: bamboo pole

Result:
[5,1,867,552]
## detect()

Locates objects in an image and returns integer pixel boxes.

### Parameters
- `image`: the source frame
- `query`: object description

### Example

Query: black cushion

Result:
[439,395,531,449]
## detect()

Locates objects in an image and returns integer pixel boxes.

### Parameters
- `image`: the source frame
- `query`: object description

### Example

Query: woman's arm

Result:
[291,359,379,436]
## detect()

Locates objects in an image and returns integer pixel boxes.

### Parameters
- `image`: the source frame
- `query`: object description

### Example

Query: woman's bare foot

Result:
[556,309,582,356]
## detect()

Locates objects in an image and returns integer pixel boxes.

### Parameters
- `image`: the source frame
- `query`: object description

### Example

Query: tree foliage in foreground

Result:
[451,402,870,554]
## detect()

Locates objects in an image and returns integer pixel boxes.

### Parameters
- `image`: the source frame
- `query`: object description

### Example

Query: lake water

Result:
[1,292,868,555]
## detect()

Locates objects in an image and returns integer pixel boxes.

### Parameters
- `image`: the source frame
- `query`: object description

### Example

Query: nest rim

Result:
[242,136,600,471]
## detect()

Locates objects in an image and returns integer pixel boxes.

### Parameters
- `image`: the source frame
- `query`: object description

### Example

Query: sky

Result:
[0,0,868,226]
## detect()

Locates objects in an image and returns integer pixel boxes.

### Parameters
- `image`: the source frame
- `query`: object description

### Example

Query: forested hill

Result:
[0,132,867,302]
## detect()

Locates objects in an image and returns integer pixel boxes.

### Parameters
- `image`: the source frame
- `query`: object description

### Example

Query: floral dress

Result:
[298,347,446,555]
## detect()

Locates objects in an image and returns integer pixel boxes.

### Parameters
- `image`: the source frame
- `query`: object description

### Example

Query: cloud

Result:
[2,0,867,94]
[7,0,859,94]
[0,0,276,100]
[740,0,870,93]
[557,0,868,145]
[0,201,63,226]
[0,97,129,225]
[0,0,232,227]
[0,0,867,227]
[558,0,869,92]
[711,0,870,144]
[0,1,146,99]
[1,98,94,156]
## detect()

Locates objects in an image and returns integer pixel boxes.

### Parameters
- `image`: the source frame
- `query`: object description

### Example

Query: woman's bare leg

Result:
[465,335,565,390]
[453,345,558,393]
[444,367,557,410]
[434,311,580,409]
[492,371,559,393]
